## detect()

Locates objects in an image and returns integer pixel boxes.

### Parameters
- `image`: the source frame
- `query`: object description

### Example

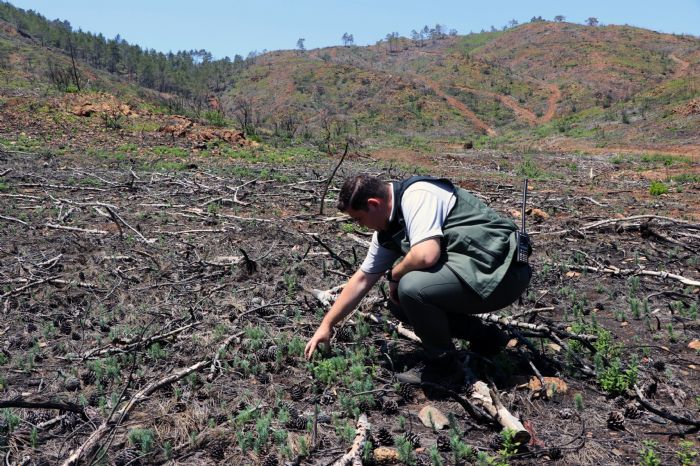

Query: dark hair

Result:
[337,174,388,212]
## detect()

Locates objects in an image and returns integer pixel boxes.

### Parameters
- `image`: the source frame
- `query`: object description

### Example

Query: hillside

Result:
[1,4,699,155]
[223,22,700,154]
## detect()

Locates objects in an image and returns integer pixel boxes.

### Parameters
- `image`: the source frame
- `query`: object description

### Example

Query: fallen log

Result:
[470,381,531,445]
[331,413,370,466]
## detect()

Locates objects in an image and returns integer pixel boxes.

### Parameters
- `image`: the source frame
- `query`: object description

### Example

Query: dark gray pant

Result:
[390,259,532,358]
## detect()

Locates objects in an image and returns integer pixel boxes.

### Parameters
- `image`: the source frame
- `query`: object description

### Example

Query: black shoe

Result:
[396,353,466,386]
[450,316,509,356]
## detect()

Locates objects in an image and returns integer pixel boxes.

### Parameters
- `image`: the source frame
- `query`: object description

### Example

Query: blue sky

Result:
[7,0,700,59]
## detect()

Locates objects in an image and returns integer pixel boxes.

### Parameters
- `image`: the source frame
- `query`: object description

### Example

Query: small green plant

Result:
[498,428,520,461]
[2,409,20,433]
[396,435,417,465]
[574,392,584,411]
[101,111,124,130]
[639,440,661,466]
[207,202,220,215]
[628,276,640,295]
[340,223,354,233]
[598,358,638,396]
[30,426,38,448]
[629,298,641,319]
[677,440,698,466]
[649,181,669,196]
[451,434,474,463]
[667,323,677,342]
[147,342,167,360]
[398,414,407,431]
[298,435,310,457]
[334,419,356,445]
[253,410,273,453]
[428,444,445,466]
[128,428,155,455]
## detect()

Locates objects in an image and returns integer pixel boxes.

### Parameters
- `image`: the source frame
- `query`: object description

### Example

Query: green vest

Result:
[377,176,517,299]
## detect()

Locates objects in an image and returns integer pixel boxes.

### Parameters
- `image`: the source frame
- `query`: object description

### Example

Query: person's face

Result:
[346,198,388,231]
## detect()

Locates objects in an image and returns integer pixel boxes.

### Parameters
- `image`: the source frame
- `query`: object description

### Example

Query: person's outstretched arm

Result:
[304,269,382,359]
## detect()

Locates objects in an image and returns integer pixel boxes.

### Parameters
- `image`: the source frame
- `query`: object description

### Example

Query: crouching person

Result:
[304,174,531,385]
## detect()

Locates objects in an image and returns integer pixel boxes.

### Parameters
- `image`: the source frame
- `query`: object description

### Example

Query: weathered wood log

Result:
[331,413,370,466]
[470,381,531,445]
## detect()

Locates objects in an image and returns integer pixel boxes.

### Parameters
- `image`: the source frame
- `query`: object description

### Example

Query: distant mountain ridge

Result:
[0,1,698,154]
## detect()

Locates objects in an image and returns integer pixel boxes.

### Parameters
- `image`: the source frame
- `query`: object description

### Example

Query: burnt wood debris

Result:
[0,147,699,465]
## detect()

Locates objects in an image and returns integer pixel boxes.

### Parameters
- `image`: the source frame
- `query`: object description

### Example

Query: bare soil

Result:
[1,144,699,466]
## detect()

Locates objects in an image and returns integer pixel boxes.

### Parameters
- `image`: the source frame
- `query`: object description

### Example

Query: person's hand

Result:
[305,323,332,359]
[388,280,400,305]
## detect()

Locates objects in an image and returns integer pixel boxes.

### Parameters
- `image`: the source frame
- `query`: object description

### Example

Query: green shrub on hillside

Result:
[649,181,669,196]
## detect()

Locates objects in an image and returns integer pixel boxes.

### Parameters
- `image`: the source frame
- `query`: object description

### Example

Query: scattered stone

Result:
[418,405,449,430]
[527,376,568,397]
[688,339,700,351]
[374,446,399,463]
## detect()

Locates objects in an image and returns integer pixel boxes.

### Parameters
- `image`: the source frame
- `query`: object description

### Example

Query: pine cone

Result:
[558,408,574,419]
[278,401,299,418]
[64,376,81,392]
[0,417,9,433]
[262,454,279,466]
[114,448,141,466]
[320,393,336,405]
[27,410,52,425]
[549,447,563,460]
[613,396,627,409]
[336,326,354,342]
[208,439,227,460]
[59,320,72,335]
[376,427,394,446]
[624,402,640,419]
[88,392,100,407]
[286,415,307,430]
[607,410,625,430]
[256,348,271,362]
[403,431,420,448]
[652,360,665,372]
[289,384,305,401]
[213,413,228,425]
[436,434,451,452]
[81,370,96,385]
[256,372,270,384]
[398,383,414,401]
[60,412,79,432]
[382,399,399,415]
[267,345,279,361]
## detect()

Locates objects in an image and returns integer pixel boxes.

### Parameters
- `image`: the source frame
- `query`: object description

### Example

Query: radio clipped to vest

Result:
[516,179,532,264]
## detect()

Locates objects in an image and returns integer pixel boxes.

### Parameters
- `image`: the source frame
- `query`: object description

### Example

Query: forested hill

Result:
[1,1,699,154]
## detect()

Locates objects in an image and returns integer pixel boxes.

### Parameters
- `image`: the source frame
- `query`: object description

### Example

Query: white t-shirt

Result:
[360,180,456,274]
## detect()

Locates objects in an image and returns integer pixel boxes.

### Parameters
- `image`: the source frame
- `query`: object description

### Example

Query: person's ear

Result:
[366,198,380,209]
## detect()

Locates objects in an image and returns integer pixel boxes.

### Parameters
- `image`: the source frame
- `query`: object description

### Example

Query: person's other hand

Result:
[389,280,400,305]
[305,323,331,359]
